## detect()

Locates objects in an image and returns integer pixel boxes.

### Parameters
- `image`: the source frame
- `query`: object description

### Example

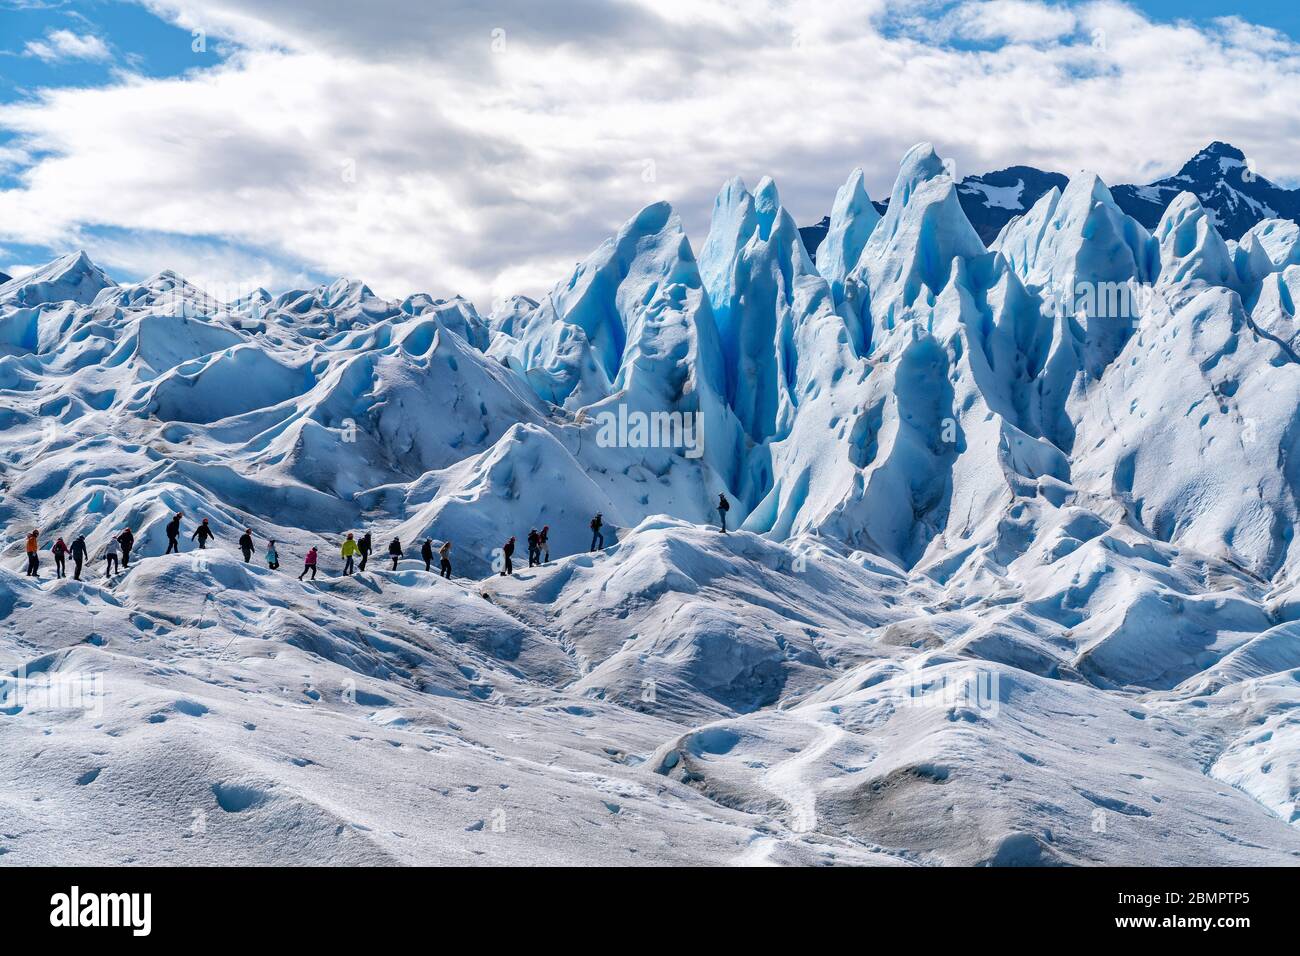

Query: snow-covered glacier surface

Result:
[4,144,1300,866]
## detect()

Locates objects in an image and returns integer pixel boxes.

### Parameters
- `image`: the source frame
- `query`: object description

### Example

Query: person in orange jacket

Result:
[24,529,39,577]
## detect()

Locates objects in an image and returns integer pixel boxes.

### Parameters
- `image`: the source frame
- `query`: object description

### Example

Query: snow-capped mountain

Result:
[1112,141,1300,241]
[956,164,1070,244]
[4,142,1300,866]
[804,143,1299,252]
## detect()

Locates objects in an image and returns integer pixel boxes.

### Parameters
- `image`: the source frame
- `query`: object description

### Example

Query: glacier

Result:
[3,143,1300,866]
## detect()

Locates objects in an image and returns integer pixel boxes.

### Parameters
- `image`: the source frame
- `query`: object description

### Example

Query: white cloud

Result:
[1,0,1299,308]
[76,230,320,297]
[23,29,112,64]
[941,0,1079,44]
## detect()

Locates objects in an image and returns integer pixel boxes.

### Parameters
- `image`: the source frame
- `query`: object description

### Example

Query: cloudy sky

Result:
[1,0,1298,310]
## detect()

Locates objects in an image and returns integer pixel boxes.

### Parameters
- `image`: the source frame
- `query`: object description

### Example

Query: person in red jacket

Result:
[298,547,318,581]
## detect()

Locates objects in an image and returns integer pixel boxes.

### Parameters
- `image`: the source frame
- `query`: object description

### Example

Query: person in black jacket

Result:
[52,537,68,578]
[590,513,604,552]
[70,534,87,581]
[191,518,214,549]
[165,512,183,554]
[500,536,515,576]
[238,529,255,563]
[421,538,433,572]
[117,527,135,567]
[358,532,373,572]
[717,493,730,533]
[388,537,402,571]
[527,528,540,568]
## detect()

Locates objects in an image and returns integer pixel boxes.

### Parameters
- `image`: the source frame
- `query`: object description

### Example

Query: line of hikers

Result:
[17,516,455,583]
[496,524,552,576]
[497,495,728,576]
[333,531,453,580]
[18,494,733,582]
[22,526,149,580]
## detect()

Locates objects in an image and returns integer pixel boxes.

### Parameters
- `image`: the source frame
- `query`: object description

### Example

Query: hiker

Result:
[266,540,280,570]
[439,540,452,579]
[421,538,433,572]
[540,525,550,563]
[341,533,358,575]
[501,536,515,576]
[71,534,87,581]
[104,536,120,577]
[118,527,135,567]
[590,513,604,552]
[358,531,373,572]
[238,529,255,563]
[191,518,214,549]
[388,537,402,571]
[52,537,68,578]
[298,546,318,581]
[527,528,541,568]
[165,512,183,554]
[718,493,730,533]
[24,530,39,576]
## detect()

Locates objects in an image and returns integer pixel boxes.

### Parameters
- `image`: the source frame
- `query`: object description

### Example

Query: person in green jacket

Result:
[341,533,359,575]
